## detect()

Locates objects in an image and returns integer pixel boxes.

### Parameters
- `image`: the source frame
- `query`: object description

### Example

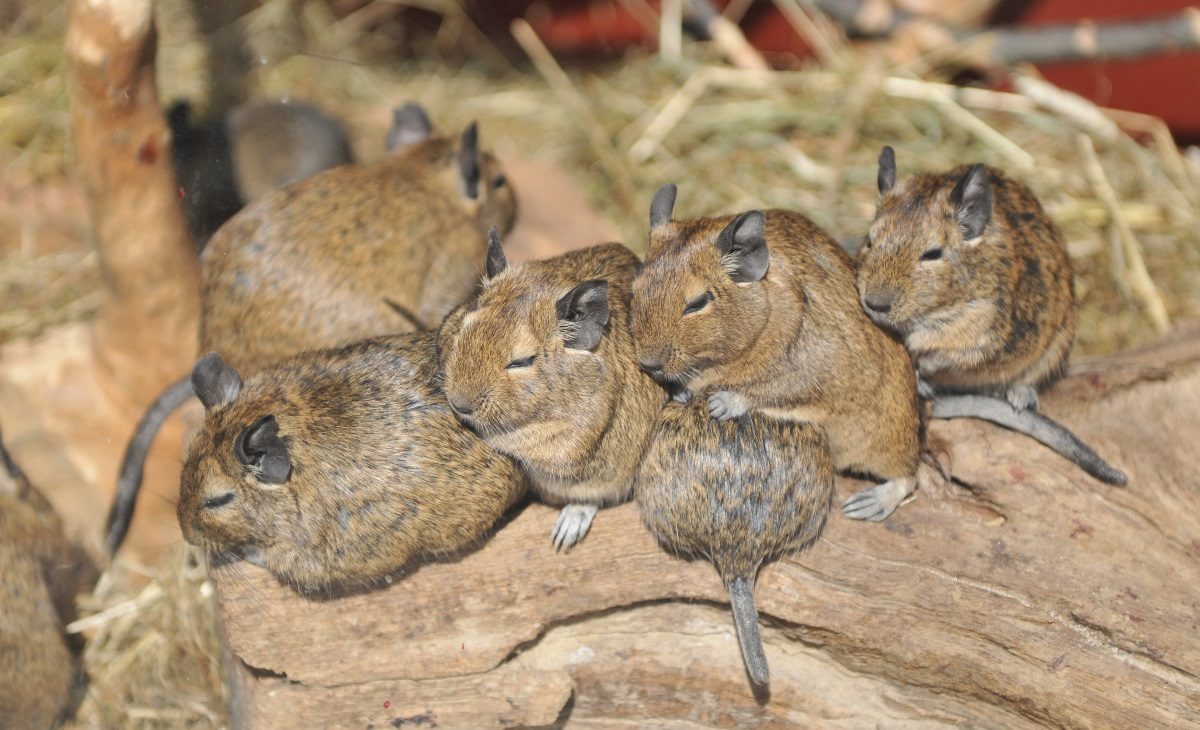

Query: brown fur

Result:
[0,432,96,728]
[857,160,1076,408]
[108,116,518,556]
[631,206,921,490]
[636,402,834,687]
[201,129,516,375]
[177,332,525,591]
[437,242,663,547]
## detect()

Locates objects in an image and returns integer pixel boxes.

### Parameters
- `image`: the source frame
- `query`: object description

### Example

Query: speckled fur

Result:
[177,332,525,591]
[632,209,920,482]
[437,244,663,511]
[638,402,833,578]
[857,163,1076,400]
[201,132,517,374]
[636,402,834,687]
[0,433,95,727]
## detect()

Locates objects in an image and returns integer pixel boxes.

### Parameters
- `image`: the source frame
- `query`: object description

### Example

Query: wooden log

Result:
[65,0,201,406]
[212,324,1200,728]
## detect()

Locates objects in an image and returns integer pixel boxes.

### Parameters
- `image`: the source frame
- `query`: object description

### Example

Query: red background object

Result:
[469,1,1200,143]
[995,0,1200,142]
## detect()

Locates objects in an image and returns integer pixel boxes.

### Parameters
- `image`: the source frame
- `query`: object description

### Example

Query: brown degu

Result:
[168,99,355,246]
[631,185,921,523]
[857,147,1126,485]
[857,146,1076,412]
[200,109,516,372]
[107,107,517,552]
[177,332,526,590]
[437,232,663,550]
[0,429,96,727]
[636,401,834,689]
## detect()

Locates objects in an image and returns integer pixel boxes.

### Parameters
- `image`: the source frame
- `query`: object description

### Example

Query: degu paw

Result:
[666,381,693,404]
[842,477,917,522]
[551,503,599,551]
[707,390,750,421]
[1005,385,1038,411]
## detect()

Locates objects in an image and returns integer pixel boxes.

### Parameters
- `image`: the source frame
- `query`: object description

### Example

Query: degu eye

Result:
[506,354,536,369]
[683,291,714,315]
[920,247,944,262]
[861,236,873,251]
[492,174,507,189]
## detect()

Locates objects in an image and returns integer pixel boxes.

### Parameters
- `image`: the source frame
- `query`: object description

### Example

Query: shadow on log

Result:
[212,324,1200,728]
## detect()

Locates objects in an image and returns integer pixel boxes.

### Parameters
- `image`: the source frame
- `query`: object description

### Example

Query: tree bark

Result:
[211,324,1200,728]
[65,0,201,407]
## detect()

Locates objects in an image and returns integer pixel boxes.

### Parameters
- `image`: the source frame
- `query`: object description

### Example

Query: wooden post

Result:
[65,0,201,406]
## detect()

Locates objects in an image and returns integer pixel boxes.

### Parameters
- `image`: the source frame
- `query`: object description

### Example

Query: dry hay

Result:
[67,547,227,729]
[2,0,1199,725]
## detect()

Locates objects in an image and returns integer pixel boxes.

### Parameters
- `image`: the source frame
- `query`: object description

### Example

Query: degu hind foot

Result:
[842,476,917,522]
[1005,384,1039,412]
[551,503,599,551]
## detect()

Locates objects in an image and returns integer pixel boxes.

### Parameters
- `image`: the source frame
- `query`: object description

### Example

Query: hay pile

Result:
[68,548,227,729]
[2,1,1198,726]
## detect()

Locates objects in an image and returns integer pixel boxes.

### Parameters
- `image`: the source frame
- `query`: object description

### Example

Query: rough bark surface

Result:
[213,325,1200,729]
[66,0,202,407]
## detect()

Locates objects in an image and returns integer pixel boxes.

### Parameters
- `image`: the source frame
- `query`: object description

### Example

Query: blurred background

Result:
[1,0,1198,726]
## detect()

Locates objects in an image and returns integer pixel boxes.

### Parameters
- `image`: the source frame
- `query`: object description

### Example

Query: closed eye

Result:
[683,291,713,315]
[202,492,235,509]
[506,355,536,369]
[920,247,944,262]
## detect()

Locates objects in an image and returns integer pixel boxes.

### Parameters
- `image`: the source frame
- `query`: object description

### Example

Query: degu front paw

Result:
[707,390,750,421]
[666,380,693,404]
[1005,384,1038,412]
[551,503,599,551]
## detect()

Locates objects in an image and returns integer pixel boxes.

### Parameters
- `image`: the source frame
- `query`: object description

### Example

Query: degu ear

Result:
[556,279,610,351]
[877,145,897,196]
[649,183,677,229]
[716,210,770,283]
[235,416,291,485]
[485,226,507,279]
[192,353,242,411]
[457,121,481,200]
[949,163,993,242]
[386,101,434,151]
